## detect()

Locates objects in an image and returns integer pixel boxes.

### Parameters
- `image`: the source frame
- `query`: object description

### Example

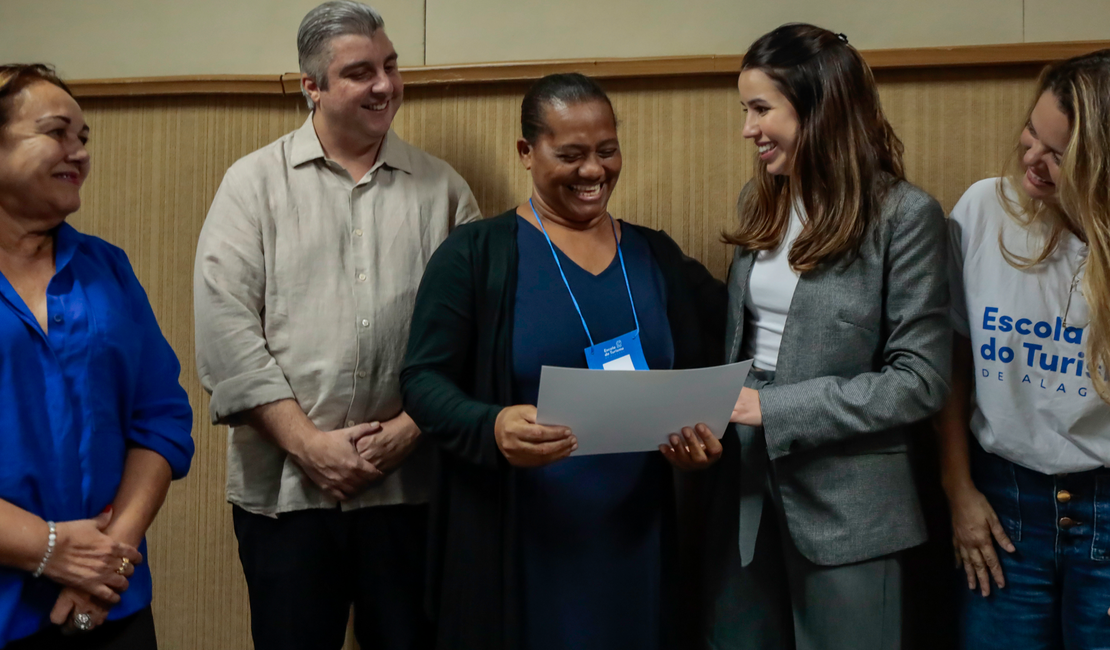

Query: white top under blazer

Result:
[743,203,804,371]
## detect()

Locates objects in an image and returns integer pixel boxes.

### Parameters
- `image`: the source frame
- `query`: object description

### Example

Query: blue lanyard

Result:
[528,198,640,347]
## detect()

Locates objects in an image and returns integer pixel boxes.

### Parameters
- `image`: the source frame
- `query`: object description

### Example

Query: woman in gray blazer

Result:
[704,24,951,650]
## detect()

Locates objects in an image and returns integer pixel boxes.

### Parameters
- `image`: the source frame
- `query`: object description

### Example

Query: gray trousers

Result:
[705,369,903,650]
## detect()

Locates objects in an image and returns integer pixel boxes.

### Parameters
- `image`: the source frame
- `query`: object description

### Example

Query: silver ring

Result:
[73,612,93,632]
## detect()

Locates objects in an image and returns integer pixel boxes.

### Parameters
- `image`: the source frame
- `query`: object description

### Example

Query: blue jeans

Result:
[962,444,1110,650]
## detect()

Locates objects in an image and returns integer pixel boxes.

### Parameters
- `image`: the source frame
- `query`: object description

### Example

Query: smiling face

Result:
[518,99,621,225]
[0,81,90,223]
[1019,91,1071,204]
[738,68,800,177]
[303,31,403,146]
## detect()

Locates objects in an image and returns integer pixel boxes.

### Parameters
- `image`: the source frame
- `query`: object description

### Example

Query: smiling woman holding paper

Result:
[704,24,952,650]
[401,73,727,650]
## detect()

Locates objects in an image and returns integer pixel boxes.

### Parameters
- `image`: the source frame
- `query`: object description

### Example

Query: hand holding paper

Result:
[536,361,753,456]
[659,423,723,470]
[495,404,577,467]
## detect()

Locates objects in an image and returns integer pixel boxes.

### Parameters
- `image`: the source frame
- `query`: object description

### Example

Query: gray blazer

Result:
[725,180,951,566]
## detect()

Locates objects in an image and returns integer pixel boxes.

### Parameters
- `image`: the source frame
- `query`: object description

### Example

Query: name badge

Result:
[585,329,649,371]
[530,199,651,374]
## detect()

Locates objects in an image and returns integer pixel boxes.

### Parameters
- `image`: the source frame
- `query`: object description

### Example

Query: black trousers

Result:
[6,606,156,650]
[232,503,433,650]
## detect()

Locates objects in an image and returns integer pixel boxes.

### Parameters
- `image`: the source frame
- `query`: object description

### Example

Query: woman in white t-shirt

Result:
[938,50,1110,649]
[704,24,950,650]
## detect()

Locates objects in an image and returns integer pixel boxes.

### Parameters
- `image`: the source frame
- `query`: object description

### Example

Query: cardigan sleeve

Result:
[637,226,728,369]
[678,242,728,368]
[401,227,505,470]
[757,188,953,460]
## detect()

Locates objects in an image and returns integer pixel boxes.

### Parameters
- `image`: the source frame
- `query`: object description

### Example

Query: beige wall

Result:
[425,0,1023,64]
[0,0,427,78]
[1026,0,1110,42]
[2,0,1108,78]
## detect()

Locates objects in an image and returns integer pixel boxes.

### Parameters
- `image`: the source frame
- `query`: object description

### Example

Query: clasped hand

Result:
[43,510,142,631]
[43,511,142,603]
[296,414,423,500]
[295,422,385,500]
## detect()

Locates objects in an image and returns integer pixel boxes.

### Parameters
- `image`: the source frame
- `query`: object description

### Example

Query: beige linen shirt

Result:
[194,117,481,516]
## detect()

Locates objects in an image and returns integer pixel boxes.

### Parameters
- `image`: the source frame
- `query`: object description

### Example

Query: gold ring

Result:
[116,557,130,575]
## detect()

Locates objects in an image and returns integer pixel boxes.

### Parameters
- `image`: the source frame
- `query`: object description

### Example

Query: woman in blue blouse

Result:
[0,65,194,649]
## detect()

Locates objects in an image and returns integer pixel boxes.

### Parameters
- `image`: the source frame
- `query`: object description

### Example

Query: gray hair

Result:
[297,1,385,110]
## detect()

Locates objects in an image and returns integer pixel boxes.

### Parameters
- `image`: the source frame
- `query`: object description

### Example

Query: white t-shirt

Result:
[744,203,804,371]
[949,178,1107,473]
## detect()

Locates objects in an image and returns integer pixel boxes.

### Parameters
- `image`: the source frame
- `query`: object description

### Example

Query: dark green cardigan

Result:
[401,210,727,650]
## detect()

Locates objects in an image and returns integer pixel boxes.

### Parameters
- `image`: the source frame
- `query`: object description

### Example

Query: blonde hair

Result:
[999,49,1110,402]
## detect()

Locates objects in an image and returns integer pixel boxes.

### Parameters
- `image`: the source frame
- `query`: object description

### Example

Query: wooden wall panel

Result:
[68,65,1040,649]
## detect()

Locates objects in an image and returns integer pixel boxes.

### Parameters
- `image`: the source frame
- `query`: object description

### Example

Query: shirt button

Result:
[1059,517,1077,529]
[354,229,363,237]
[346,420,356,427]
[53,314,63,323]
[361,319,370,327]
[357,370,367,378]
[358,273,367,282]
[1057,490,1072,503]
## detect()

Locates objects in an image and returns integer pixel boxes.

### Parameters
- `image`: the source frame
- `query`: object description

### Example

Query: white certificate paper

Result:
[535,360,753,456]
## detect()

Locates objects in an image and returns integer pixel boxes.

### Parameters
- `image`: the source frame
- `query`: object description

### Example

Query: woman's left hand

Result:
[50,586,111,632]
[730,387,762,426]
[660,423,723,470]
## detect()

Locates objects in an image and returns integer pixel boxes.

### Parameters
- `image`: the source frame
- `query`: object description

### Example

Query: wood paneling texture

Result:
[68,65,1039,649]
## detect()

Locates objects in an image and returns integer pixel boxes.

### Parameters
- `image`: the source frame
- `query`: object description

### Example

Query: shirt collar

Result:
[54,222,81,273]
[0,222,81,333]
[290,115,413,176]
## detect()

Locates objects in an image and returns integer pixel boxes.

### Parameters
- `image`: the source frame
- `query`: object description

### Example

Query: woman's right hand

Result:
[947,482,1016,597]
[494,405,577,468]
[43,511,143,603]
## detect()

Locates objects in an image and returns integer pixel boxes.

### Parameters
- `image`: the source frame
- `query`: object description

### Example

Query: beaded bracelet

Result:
[32,521,56,578]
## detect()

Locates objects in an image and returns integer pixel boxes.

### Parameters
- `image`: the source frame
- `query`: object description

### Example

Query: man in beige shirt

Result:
[193,2,479,648]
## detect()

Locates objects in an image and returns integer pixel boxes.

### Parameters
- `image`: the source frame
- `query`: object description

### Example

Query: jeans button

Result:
[1059,516,1077,529]
[1057,490,1072,503]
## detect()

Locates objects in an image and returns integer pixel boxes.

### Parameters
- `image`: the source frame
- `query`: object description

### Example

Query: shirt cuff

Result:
[209,365,296,425]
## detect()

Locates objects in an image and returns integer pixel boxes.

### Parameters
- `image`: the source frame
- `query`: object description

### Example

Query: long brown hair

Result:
[1000,50,1110,402]
[724,24,905,272]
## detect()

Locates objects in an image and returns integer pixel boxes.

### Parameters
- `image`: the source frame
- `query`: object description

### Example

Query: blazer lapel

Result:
[726,248,756,363]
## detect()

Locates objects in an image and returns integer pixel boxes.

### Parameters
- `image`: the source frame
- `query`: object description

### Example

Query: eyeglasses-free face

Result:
[738,68,800,177]
[518,99,622,226]
[0,81,90,223]
[1020,90,1070,204]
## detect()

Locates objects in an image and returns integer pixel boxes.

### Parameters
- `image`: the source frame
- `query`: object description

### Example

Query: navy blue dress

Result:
[512,215,675,650]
